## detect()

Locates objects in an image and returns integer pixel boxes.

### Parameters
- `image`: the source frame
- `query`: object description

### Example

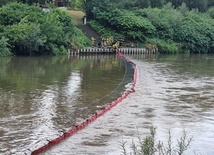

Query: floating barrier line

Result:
[30,50,137,155]
[47,54,129,127]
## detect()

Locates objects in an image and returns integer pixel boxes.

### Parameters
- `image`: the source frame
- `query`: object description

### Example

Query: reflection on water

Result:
[42,54,214,155]
[1,54,214,155]
[0,55,126,155]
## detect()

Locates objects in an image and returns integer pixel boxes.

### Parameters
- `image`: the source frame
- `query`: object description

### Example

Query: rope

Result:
[30,51,137,155]
[40,55,128,130]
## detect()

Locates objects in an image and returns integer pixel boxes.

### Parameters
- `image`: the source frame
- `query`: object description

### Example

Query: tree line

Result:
[85,0,214,13]
[0,0,214,55]
[0,0,74,7]
[85,0,214,53]
[2,0,213,13]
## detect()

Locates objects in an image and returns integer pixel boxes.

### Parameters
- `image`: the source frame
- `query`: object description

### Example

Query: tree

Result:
[18,22,46,55]
[174,12,213,53]
[137,0,151,8]
[150,0,164,8]
[0,2,90,56]
[207,6,214,18]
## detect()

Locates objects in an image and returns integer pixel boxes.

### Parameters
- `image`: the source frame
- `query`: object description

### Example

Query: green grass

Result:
[66,10,85,24]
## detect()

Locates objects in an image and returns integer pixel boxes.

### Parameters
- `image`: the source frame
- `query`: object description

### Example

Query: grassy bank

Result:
[65,10,85,24]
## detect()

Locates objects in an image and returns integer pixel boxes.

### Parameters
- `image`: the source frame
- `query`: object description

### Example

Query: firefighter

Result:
[91,37,95,47]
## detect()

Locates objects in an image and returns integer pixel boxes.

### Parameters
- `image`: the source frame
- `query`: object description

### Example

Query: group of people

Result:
[91,36,122,49]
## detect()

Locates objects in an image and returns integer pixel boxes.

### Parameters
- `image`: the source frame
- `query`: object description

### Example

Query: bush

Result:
[71,27,91,49]
[88,2,214,53]
[174,12,214,53]
[121,127,193,155]
[0,36,12,57]
[88,20,125,39]
[0,2,90,56]
[95,8,156,41]
[146,38,180,54]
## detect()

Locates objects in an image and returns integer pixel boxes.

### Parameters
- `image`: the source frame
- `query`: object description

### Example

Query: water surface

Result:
[1,54,214,155]
[43,54,214,155]
[0,55,126,155]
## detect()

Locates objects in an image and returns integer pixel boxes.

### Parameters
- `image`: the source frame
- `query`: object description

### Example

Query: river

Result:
[0,55,126,155]
[1,54,214,155]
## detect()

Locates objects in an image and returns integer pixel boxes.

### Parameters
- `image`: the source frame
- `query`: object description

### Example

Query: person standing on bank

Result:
[82,15,87,25]
[91,37,95,47]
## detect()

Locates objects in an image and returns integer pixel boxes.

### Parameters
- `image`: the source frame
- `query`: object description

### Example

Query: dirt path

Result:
[66,10,100,47]
[77,24,100,47]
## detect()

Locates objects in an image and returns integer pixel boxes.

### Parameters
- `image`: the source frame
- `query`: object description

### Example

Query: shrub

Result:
[146,38,180,54]
[88,20,125,39]
[0,36,12,57]
[0,2,90,56]
[121,127,193,155]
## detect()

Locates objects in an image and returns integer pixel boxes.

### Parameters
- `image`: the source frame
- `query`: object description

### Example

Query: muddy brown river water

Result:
[1,54,214,155]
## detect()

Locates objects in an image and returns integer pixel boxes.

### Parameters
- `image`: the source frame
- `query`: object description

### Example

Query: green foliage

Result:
[174,12,214,53]
[166,0,211,12]
[89,1,214,53]
[3,18,46,55]
[177,3,189,15]
[19,23,45,55]
[112,9,155,40]
[69,0,85,10]
[135,4,214,53]
[147,38,180,54]
[2,14,48,55]
[134,4,183,40]
[51,44,67,55]
[0,2,42,26]
[121,127,193,155]
[88,20,125,38]
[0,2,89,56]
[71,27,91,49]
[0,0,21,7]
[0,36,12,57]
[94,8,155,41]
[38,9,73,55]
[86,0,214,14]
[207,7,214,18]
[1,1,213,55]
[150,0,164,8]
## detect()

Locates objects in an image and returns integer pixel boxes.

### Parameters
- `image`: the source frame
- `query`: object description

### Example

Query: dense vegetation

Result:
[85,0,214,16]
[12,0,212,13]
[0,0,214,55]
[85,0,214,54]
[0,2,90,56]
